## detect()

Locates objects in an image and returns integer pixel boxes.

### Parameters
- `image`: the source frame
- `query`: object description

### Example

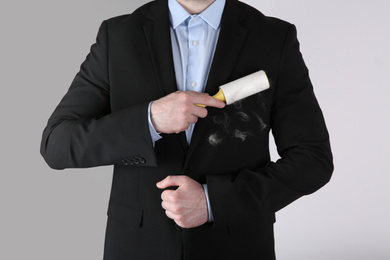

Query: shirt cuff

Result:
[202,184,214,222]
[148,101,162,143]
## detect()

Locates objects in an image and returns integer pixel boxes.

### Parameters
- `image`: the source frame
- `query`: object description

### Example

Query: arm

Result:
[41,20,225,170]
[207,25,333,225]
[40,21,157,169]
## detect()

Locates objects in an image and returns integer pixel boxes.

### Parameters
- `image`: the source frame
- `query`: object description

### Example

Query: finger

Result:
[191,92,226,109]
[157,175,187,189]
[160,189,174,202]
[189,105,208,119]
[187,114,199,124]
[161,200,170,211]
[164,208,179,221]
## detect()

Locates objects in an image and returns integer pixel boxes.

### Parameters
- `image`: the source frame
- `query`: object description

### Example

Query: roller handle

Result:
[196,70,269,107]
[196,89,226,108]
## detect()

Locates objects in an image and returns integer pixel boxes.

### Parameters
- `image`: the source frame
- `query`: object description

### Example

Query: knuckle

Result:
[172,206,181,215]
[180,105,191,115]
[200,93,210,103]
[200,108,208,118]
[180,92,191,102]
[182,105,191,115]
[175,215,184,222]
[168,194,178,203]
[161,189,169,198]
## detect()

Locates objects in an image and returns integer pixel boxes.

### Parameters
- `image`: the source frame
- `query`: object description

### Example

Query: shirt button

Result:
[190,82,197,87]
[193,40,199,46]
[193,17,198,22]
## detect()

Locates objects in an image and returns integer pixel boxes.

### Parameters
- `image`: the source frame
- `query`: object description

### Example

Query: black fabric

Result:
[41,0,333,259]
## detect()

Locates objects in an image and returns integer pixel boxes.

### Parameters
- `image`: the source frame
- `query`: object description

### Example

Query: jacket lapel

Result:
[184,0,249,167]
[143,0,176,96]
[143,0,189,152]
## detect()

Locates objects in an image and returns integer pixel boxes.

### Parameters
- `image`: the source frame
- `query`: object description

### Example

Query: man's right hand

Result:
[150,91,225,134]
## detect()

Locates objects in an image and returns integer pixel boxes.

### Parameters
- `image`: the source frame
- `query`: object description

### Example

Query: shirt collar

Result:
[168,0,226,30]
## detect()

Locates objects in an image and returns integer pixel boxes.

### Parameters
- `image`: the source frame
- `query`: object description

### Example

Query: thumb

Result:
[156,175,186,189]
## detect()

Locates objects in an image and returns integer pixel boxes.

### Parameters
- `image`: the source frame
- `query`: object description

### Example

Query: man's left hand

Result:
[156,175,208,228]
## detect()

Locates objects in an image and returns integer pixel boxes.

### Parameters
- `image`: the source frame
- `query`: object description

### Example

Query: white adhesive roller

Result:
[219,70,269,105]
[197,70,269,107]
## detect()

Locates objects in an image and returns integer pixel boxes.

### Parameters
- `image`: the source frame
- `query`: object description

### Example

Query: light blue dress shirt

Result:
[148,0,226,222]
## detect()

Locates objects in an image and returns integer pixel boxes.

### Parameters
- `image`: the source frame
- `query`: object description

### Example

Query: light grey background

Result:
[1,0,389,259]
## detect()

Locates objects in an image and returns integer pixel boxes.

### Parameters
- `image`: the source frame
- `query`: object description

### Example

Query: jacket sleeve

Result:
[40,21,157,169]
[207,25,333,225]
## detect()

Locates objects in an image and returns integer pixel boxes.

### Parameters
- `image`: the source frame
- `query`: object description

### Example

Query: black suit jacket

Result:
[41,0,333,259]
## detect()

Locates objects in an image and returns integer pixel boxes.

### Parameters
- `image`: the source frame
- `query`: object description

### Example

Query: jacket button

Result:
[121,159,128,165]
[139,158,146,164]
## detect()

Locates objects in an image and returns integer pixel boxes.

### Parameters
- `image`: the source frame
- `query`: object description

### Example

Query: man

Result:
[41,0,333,259]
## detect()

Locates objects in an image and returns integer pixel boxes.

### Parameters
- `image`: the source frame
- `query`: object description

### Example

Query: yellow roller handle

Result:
[196,88,226,107]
